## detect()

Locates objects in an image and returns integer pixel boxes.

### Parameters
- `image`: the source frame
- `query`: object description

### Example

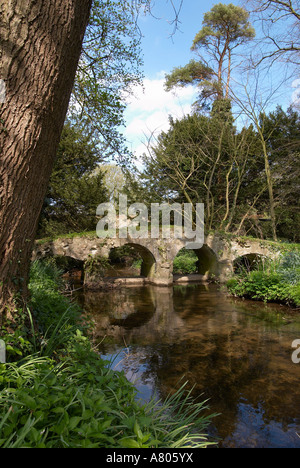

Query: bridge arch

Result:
[233,253,268,274]
[172,244,218,278]
[194,244,219,276]
[108,242,156,281]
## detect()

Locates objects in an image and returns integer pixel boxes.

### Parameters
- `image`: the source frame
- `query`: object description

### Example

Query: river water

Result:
[75,281,300,448]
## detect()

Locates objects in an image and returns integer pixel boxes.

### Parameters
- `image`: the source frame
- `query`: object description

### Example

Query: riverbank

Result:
[0,260,215,448]
[226,251,300,308]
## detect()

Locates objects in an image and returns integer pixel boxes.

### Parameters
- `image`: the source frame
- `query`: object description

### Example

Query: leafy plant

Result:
[227,250,300,307]
[0,341,216,448]
[173,249,198,275]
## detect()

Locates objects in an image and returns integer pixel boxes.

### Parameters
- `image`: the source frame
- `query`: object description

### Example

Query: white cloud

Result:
[123,74,197,163]
[292,79,300,107]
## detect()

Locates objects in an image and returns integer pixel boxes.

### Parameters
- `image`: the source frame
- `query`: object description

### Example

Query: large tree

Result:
[0,0,93,317]
[165,3,255,106]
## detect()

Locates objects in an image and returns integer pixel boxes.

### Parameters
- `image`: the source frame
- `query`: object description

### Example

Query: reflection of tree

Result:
[143,291,300,445]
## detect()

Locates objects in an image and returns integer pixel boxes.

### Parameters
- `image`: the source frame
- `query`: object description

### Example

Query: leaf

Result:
[69,416,82,430]
[20,394,37,410]
[134,420,143,440]
[120,438,141,448]
[52,407,65,414]
[82,409,94,420]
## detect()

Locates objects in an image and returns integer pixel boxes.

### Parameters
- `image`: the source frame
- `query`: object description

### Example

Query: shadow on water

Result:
[75,283,300,448]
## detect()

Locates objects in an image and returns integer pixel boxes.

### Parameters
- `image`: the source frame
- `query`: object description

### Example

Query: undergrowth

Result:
[227,251,300,307]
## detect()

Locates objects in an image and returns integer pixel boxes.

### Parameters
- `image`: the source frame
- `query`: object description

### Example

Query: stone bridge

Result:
[33,233,279,287]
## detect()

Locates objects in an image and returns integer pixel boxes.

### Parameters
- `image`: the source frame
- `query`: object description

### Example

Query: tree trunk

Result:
[0,0,92,319]
[259,130,278,241]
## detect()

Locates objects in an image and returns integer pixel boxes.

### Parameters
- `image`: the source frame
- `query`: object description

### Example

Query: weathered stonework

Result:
[33,233,279,288]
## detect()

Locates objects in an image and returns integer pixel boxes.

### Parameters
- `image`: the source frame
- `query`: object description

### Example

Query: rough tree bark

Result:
[0,0,92,319]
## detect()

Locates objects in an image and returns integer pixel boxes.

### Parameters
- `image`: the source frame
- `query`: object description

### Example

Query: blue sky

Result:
[123,0,227,161]
[122,0,299,164]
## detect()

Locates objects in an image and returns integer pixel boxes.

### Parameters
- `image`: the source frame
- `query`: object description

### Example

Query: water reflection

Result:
[76,283,300,448]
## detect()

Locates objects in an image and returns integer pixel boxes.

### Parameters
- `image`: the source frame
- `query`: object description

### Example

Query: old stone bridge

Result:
[33,233,278,287]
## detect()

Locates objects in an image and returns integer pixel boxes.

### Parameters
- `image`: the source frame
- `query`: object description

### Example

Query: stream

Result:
[75,281,300,448]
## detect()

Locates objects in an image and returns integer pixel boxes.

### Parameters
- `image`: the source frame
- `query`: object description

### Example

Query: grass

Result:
[35,230,97,245]
[0,259,217,448]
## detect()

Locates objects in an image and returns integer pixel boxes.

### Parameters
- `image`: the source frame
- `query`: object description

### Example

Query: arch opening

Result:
[173,245,218,279]
[233,253,267,274]
[52,255,84,283]
[107,243,156,279]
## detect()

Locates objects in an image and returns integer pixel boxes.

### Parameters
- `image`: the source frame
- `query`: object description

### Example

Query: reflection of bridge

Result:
[33,233,278,287]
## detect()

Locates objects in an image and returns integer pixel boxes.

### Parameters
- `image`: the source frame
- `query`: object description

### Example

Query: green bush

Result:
[227,251,300,307]
[278,251,300,286]
[173,249,198,274]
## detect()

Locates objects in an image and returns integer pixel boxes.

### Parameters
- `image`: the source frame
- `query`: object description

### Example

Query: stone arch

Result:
[172,244,218,278]
[108,242,156,280]
[233,253,268,274]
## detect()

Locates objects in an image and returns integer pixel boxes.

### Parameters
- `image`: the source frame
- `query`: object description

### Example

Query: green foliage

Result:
[0,345,215,448]
[191,3,255,48]
[165,59,214,93]
[0,311,33,362]
[109,245,141,264]
[260,106,300,242]
[38,123,108,238]
[173,249,198,275]
[28,260,86,355]
[0,340,137,448]
[227,251,300,307]
[84,254,111,277]
[0,259,85,362]
[70,0,144,161]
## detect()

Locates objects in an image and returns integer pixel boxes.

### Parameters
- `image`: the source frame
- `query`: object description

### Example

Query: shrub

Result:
[227,251,300,307]
[278,251,300,286]
[173,249,198,274]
